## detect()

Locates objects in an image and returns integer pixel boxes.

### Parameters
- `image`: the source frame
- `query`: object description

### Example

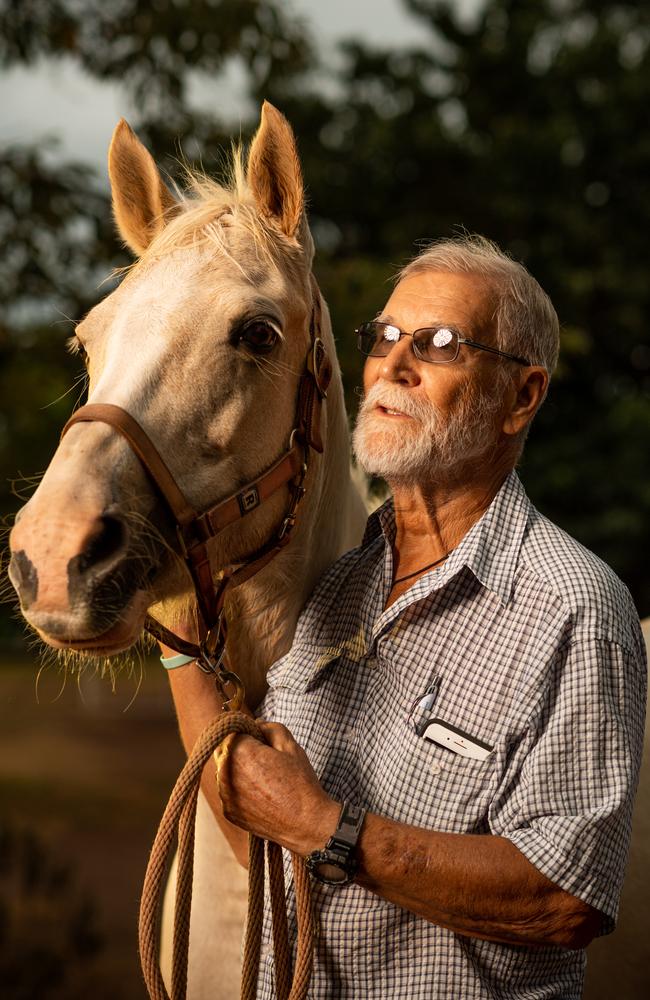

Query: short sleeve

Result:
[489,635,646,932]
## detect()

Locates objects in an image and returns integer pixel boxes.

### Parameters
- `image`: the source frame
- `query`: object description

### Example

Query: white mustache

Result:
[358,384,440,423]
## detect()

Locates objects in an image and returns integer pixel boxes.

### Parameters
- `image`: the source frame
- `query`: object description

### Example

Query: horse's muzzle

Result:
[8,504,154,652]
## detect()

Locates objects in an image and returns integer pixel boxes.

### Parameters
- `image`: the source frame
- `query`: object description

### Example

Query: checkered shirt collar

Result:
[268,470,531,693]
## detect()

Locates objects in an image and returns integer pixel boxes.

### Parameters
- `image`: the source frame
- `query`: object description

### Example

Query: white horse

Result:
[8,102,367,997]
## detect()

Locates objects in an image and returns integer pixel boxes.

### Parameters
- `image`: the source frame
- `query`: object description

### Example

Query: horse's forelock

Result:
[127,151,308,289]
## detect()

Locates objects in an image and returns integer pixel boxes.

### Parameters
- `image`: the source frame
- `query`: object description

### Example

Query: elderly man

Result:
[169,235,646,999]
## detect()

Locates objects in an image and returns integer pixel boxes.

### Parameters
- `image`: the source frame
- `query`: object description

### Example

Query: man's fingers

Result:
[213,731,237,772]
[215,723,304,818]
[256,720,297,752]
[214,731,266,792]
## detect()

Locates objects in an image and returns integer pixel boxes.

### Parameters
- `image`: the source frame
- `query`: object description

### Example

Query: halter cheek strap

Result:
[60,275,331,705]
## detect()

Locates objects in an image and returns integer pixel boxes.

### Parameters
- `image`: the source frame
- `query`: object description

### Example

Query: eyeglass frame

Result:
[355,320,532,367]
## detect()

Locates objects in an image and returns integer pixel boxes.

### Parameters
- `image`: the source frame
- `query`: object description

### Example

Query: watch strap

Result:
[305,801,366,885]
[327,801,366,852]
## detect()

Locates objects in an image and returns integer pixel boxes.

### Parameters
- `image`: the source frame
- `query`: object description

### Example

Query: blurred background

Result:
[1,0,648,997]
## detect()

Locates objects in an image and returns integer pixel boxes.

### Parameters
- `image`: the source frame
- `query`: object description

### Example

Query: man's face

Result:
[352,270,507,484]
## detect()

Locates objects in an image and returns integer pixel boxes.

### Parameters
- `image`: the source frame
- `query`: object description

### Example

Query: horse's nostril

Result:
[8,550,38,608]
[77,515,128,575]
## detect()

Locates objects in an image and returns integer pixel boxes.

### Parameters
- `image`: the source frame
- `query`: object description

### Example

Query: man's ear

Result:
[108,119,180,256]
[246,101,304,239]
[502,367,549,437]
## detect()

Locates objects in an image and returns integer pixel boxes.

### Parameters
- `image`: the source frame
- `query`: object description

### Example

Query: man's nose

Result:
[377,336,420,385]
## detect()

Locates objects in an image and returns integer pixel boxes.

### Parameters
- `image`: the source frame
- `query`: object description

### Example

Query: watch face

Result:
[313,860,348,884]
[306,849,356,886]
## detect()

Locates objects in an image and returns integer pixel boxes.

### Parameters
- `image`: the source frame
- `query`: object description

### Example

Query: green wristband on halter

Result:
[160,652,196,670]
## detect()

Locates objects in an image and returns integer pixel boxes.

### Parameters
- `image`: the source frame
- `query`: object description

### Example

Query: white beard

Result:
[352,380,501,484]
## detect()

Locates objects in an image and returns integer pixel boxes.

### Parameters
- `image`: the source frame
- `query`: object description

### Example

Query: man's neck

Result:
[388,461,512,580]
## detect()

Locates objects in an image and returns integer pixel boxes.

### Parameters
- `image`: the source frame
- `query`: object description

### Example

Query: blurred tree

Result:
[0,0,311,154]
[0,0,648,614]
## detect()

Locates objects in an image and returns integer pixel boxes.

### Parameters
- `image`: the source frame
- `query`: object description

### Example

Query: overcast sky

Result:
[0,0,482,173]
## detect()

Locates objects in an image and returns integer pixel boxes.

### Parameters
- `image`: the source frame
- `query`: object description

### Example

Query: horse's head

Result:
[8,102,330,658]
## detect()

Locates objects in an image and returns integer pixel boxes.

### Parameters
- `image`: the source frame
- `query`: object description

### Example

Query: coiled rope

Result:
[139,712,314,1000]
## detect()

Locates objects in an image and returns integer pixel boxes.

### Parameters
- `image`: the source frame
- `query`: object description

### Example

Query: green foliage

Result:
[1,0,648,612]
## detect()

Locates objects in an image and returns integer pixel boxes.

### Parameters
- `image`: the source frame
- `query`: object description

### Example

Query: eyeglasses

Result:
[355,321,531,367]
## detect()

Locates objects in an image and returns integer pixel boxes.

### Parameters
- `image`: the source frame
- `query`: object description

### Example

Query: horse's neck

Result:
[225,366,367,709]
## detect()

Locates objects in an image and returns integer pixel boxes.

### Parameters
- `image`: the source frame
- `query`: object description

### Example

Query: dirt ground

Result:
[0,652,186,1000]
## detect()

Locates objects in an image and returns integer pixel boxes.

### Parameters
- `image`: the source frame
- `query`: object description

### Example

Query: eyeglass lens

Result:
[357,322,459,364]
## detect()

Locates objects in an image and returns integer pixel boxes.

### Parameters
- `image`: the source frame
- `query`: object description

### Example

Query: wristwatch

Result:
[305,801,366,886]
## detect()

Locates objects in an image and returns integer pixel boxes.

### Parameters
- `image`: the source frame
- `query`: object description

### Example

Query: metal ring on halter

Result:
[196,645,245,711]
[197,643,227,675]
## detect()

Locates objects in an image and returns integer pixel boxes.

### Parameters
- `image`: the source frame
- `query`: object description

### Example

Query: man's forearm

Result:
[175,708,602,951]
[167,665,250,868]
[352,812,600,949]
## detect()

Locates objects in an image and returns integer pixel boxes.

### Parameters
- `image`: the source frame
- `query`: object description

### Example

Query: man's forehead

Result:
[380,270,496,333]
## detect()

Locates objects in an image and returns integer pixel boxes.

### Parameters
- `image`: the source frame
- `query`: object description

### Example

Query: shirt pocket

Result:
[393,724,501,833]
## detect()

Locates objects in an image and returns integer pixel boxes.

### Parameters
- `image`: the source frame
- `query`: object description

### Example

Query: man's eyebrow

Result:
[377,313,448,329]
[376,313,482,336]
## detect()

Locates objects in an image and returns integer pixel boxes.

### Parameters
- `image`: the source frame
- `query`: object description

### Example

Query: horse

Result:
[8,101,368,997]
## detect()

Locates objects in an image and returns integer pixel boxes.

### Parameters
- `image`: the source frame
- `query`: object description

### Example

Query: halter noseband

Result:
[61,275,332,707]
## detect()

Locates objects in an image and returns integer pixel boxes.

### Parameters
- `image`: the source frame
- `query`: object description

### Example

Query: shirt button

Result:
[344,727,356,742]
[431,762,442,776]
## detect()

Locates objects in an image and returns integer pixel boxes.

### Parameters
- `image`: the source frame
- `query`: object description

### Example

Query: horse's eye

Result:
[239,321,279,353]
[67,334,88,365]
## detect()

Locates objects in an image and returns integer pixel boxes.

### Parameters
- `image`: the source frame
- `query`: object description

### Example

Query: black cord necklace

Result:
[393,551,450,585]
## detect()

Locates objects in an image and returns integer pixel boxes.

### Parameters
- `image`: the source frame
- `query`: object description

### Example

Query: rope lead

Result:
[139,712,314,1000]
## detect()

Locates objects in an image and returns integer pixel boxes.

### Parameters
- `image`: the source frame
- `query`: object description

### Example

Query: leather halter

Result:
[60,275,332,701]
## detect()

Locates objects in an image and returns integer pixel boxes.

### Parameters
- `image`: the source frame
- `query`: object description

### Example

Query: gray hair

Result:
[398,234,560,380]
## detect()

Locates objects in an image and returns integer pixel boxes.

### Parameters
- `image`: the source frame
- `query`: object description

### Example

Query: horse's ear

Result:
[247,101,304,239]
[108,119,179,256]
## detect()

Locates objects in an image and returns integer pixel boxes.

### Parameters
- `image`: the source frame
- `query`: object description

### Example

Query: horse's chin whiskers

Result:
[29,627,151,703]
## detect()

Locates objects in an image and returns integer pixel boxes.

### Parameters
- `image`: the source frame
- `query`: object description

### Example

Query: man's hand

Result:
[216,722,340,856]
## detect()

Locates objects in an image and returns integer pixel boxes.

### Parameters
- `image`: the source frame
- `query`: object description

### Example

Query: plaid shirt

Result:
[256,471,646,999]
